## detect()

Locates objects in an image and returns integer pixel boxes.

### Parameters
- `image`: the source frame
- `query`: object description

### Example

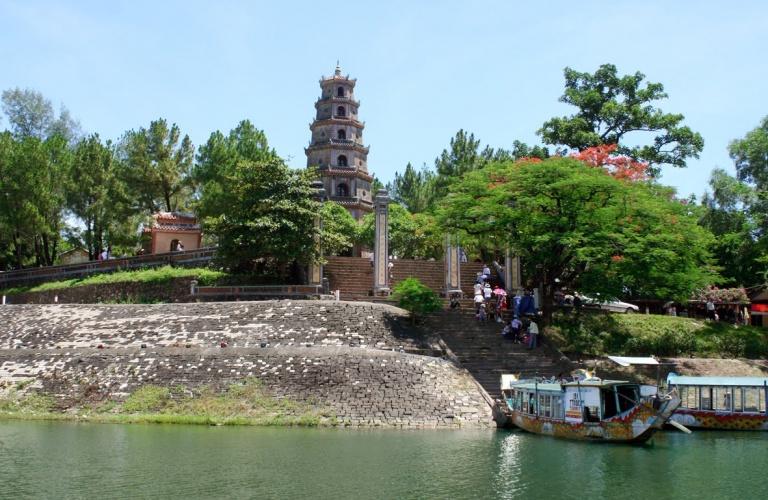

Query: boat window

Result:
[700,386,713,410]
[714,387,731,411]
[760,389,766,413]
[617,385,638,413]
[602,388,619,419]
[522,392,530,414]
[680,386,698,409]
[541,395,551,418]
[552,395,564,420]
[733,388,743,412]
[744,388,760,412]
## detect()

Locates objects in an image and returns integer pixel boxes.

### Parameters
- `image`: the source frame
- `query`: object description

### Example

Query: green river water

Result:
[0,421,766,499]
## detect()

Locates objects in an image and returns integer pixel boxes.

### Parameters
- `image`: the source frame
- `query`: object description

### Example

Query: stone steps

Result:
[325,256,502,301]
[424,310,568,398]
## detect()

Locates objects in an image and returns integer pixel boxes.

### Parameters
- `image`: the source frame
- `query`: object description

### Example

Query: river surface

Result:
[0,421,766,499]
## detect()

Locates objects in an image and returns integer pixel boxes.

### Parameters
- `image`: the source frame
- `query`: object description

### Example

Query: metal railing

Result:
[192,284,325,298]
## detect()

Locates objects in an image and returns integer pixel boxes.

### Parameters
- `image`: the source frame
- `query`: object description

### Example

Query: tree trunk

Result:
[13,230,23,269]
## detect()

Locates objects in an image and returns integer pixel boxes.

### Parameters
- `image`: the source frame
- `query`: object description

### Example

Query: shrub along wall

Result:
[548,312,768,359]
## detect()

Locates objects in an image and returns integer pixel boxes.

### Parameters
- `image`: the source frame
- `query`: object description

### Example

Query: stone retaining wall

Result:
[0,301,425,352]
[0,301,494,428]
[0,347,491,427]
[4,278,194,304]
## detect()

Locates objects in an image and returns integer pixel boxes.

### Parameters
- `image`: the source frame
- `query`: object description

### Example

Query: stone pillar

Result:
[444,234,462,296]
[505,250,521,293]
[373,189,390,295]
[309,181,326,288]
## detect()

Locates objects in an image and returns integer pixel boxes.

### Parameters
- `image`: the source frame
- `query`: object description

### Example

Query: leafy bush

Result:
[551,311,768,358]
[392,277,443,320]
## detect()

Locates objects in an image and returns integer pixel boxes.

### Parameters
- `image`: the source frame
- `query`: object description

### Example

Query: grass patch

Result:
[0,379,334,428]
[0,266,227,296]
[548,312,768,358]
[0,388,55,414]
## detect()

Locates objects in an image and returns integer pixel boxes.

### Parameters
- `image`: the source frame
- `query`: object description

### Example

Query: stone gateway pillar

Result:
[444,234,462,296]
[504,250,521,293]
[373,189,390,295]
[309,181,326,288]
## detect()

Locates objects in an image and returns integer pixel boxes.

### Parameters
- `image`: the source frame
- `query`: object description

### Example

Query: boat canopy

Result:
[667,373,768,387]
[562,379,631,388]
[607,355,659,366]
[506,382,563,393]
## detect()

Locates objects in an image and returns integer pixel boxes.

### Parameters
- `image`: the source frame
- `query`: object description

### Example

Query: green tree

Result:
[389,162,436,213]
[1,87,81,142]
[67,134,130,258]
[0,133,71,268]
[438,157,716,322]
[539,64,704,175]
[729,116,768,236]
[510,140,550,160]
[700,169,763,287]
[433,129,487,198]
[120,118,194,213]
[319,201,358,256]
[204,156,323,276]
[358,203,442,259]
[194,120,278,219]
[730,116,768,189]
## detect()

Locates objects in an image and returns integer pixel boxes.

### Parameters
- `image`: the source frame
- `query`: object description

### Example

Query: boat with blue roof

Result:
[666,373,768,431]
[500,371,681,443]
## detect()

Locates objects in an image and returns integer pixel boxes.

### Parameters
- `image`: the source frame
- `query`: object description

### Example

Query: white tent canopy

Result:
[607,356,659,367]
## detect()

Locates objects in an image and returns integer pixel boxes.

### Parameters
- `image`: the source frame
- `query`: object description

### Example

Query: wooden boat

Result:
[666,374,768,431]
[500,374,681,443]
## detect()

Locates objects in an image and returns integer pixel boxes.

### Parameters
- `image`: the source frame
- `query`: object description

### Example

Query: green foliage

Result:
[194,120,279,219]
[1,379,333,427]
[1,87,81,142]
[392,277,443,318]
[438,157,717,317]
[67,134,132,259]
[0,266,226,296]
[0,389,55,413]
[550,313,768,358]
[203,156,321,274]
[0,132,72,268]
[358,203,442,259]
[119,118,194,213]
[319,201,358,256]
[122,385,171,413]
[389,162,436,213]
[539,64,704,174]
[730,116,768,191]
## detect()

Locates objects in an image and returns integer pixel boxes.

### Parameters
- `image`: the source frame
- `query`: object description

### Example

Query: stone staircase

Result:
[324,256,502,300]
[424,309,571,399]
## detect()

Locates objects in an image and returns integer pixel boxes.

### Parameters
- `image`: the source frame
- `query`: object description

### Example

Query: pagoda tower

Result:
[306,64,373,220]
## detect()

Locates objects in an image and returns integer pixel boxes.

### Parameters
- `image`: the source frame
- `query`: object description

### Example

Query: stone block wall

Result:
[0,301,494,427]
[4,278,194,304]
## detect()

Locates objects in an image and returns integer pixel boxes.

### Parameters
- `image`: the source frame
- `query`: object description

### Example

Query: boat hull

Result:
[508,401,675,443]
[670,410,768,431]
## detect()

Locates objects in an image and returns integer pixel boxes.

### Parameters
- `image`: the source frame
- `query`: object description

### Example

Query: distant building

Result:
[305,64,374,220]
[58,248,90,265]
[142,212,202,254]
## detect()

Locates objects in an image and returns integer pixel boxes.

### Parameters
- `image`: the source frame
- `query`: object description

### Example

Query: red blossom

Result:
[570,145,649,181]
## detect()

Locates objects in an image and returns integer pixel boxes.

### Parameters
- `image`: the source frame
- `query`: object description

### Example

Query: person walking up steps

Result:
[527,319,539,350]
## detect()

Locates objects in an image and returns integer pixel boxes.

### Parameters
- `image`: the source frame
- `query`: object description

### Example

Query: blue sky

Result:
[1,0,766,198]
